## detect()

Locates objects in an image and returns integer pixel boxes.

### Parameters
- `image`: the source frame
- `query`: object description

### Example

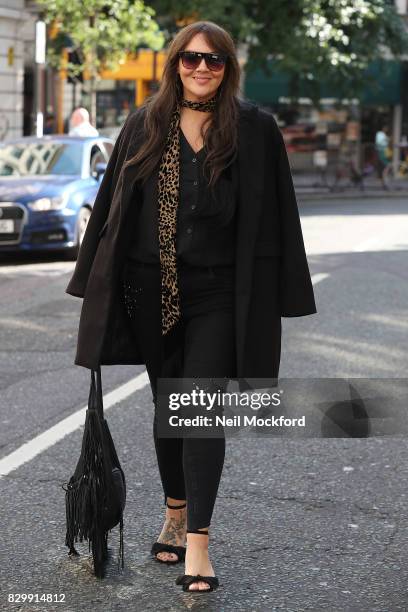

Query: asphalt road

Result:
[0,196,407,612]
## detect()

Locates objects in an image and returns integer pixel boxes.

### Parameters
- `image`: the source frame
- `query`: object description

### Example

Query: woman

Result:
[66,20,317,593]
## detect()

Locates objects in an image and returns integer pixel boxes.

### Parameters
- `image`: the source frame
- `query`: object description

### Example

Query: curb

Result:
[296,189,408,203]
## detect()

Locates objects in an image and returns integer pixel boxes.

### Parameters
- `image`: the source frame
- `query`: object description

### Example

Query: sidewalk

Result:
[293,172,408,201]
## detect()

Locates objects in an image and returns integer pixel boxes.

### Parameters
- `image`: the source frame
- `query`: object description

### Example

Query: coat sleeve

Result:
[65,111,136,298]
[271,117,317,317]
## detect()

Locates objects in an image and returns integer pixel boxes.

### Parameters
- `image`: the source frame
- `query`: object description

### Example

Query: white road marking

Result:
[0,370,149,478]
[0,262,75,277]
[0,317,49,332]
[311,273,329,285]
[5,270,71,277]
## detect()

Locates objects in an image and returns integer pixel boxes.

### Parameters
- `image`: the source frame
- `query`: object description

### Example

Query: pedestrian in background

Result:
[66,20,316,593]
[68,107,99,136]
[43,113,56,134]
[375,125,391,171]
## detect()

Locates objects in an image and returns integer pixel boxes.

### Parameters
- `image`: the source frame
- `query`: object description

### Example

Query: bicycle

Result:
[381,144,408,190]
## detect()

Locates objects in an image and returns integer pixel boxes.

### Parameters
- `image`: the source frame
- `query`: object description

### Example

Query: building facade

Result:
[0,1,28,140]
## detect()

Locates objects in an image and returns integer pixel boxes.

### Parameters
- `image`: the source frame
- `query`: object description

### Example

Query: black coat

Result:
[66,98,317,379]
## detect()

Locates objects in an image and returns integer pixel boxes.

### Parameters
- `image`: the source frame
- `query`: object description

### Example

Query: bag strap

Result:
[89,366,104,419]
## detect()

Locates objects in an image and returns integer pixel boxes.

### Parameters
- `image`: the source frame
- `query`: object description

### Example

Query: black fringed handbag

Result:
[61,366,126,578]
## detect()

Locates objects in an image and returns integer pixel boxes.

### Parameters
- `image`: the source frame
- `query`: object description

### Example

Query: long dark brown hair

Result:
[123,20,243,190]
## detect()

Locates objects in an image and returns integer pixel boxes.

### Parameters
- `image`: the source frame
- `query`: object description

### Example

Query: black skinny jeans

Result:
[123,258,236,531]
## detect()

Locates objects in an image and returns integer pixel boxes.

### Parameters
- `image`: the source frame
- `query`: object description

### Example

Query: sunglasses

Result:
[178,51,227,72]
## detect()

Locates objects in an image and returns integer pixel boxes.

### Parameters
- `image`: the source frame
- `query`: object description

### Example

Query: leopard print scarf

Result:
[158,93,217,336]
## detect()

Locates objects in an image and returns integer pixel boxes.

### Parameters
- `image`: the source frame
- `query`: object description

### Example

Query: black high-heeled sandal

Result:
[151,501,187,564]
[175,528,219,592]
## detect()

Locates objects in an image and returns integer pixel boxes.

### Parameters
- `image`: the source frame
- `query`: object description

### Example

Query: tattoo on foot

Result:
[160,515,186,546]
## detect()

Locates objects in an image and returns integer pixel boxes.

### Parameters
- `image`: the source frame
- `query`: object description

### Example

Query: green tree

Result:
[148,0,408,105]
[37,0,165,122]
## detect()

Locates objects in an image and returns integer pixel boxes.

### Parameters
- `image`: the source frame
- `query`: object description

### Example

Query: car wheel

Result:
[66,206,91,260]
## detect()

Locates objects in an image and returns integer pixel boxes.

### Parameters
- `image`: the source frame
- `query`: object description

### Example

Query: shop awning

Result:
[244,59,403,106]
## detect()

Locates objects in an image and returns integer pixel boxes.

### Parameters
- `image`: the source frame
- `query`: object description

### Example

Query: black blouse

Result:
[126,127,237,266]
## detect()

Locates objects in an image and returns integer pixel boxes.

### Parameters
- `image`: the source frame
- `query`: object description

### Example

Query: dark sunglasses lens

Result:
[207,56,225,71]
[181,53,200,69]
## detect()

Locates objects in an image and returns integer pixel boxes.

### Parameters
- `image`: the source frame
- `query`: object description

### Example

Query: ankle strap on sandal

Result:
[167,501,187,510]
[187,528,209,535]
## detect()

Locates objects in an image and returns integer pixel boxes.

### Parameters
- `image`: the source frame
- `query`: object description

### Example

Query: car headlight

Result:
[27,194,69,211]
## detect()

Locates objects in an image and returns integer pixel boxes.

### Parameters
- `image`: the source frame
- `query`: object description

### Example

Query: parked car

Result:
[0,135,115,258]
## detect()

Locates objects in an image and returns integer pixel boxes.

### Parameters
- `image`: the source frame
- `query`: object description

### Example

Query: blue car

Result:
[0,135,114,258]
